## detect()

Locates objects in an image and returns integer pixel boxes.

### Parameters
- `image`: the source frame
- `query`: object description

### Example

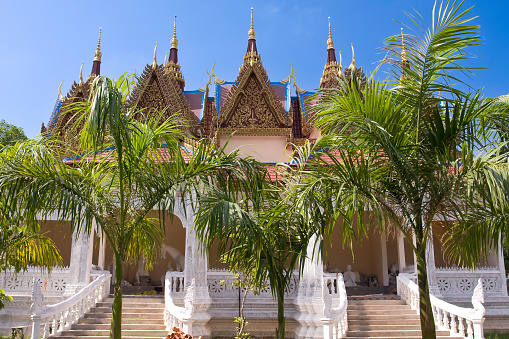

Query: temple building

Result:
[2,9,508,339]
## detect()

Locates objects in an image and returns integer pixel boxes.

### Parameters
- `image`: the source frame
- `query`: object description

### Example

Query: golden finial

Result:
[152,43,158,70]
[164,52,168,67]
[58,81,64,100]
[280,63,294,84]
[293,69,306,95]
[401,28,408,63]
[338,51,343,78]
[248,7,255,40]
[171,16,178,49]
[94,28,102,62]
[327,17,334,50]
[349,43,357,72]
[211,61,226,85]
[198,69,212,92]
[79,62,84,86]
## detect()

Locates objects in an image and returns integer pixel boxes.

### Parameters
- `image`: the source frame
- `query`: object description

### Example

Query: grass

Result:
[486,333,509,339]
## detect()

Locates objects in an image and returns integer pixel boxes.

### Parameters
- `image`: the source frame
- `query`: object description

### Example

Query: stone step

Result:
[78,318,163,325]
[347,309,417,316]
[102,297,164,304]
[348,304,412,310]
[59,330,168,337]
[348,314,420,321]
[347,299,406,305]
[96,301,164,308]
[347,329,452,337]
[84,313,164,320]
[348,319,419,326]
[348,324,422,331]
[71,324,166,331]
[88,307,163,314]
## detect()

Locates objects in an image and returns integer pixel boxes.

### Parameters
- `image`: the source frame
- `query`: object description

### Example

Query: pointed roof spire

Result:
[338,51,343,78]
[171,16,178,49]
[248,7,255,40]
[327,17,334,50]
[401,28,408,64]
[349,43,357,72]
[90,28,102,76]
[152,43,158,70]
[79,62,84,86]
[94,28,102,62]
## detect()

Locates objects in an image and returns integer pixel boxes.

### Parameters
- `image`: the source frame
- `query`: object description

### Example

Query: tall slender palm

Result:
[0,75,248,339]
[192,163,311,339]
[286,1,509,338]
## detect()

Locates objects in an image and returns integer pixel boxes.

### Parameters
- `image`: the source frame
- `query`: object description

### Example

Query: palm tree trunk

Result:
[110,253,123,339]
[275,282,286,339]
[415,224,436,339]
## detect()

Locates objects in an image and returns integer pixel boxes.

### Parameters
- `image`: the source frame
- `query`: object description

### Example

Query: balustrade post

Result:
[458,317,465,336]
[31,317,42,339]
[444,311,450,330]
[471,319,484,339]
[321,319,334,339]
[450,314,457,335]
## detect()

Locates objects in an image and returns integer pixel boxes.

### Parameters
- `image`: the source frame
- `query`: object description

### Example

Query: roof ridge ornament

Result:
[152,43,158,70]
[248,7,255,40]
[211,62,226,85]
[58,81,64,101]
[349,43,357,72]
[327,17,334,50]
[280,63,294,84]
[79,63,84,86]
[198,69,212,92]
[94,28,102,62]
[164,52,168,67]
[171,16,178,49]
[292,70,306,95]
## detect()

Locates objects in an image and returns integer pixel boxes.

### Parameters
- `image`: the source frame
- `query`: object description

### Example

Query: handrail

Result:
[397,273,485,339]
[31,272,111,339]
[322,273,348,339]
[164,271,194,334]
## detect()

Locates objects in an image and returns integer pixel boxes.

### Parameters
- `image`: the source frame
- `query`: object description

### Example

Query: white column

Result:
[381,231,389,286]
[397,231,406,273]
[498,235,508,296]
[98,231,106,270]
[426,228,440,297]
[413,233,418,276]
[63,224,94,297]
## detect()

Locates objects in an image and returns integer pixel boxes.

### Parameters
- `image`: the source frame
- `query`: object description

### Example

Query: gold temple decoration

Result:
[79,63,84,86]
[280,63,294,85]
[212,62,226,85]
[349,43,357,72]
[401,28,408,63]
[171,16,178,49]
[248,7,255,40]
[198,69,212,92]
[338,51,343,78]
[93,28,102,62]
[152,43,158,70]
[293,71,306,95]
[327,17,334,50]
[164,52,168,67]
[58,81,64,101]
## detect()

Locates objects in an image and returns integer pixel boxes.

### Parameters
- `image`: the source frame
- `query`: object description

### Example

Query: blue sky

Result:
[1,0,508,138]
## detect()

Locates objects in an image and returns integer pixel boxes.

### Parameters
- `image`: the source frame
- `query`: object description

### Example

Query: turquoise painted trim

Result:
[298,90,315,121]
[215,81,235,118]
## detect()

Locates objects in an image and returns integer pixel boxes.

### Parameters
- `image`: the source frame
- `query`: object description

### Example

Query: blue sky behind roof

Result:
[1,0,508,138]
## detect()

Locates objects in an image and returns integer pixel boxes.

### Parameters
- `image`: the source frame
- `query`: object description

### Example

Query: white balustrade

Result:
[166,271,185,297]
[398,273,485,339]
[31,271,111,339]
[1,266,70,296]
[164,271,194,334]
[322,273,348,339]
[435,266,504,300]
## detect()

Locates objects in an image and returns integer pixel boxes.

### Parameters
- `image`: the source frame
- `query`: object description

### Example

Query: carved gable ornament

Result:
[128,64,197,134]
[218,62,292,136]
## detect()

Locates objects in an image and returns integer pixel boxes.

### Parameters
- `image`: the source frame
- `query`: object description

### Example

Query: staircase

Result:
[346,296,462,339]
[57,295,168,339]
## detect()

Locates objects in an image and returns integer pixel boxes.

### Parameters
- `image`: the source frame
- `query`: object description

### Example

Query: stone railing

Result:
[436,266,506,300]
[398,273,485,339]
[31,271,111,339]
[164,271,193,334]
[206,268,298,299]
[1,266,70,296]
[322,273,348,339]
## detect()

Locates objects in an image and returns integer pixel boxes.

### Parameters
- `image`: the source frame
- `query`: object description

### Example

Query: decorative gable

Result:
[218,59,292,136]
[128,64,197,134]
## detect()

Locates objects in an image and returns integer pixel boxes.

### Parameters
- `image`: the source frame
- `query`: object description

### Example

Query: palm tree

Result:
[286,1,509,338]
[192,163,311,339]
[0,75,248,339]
